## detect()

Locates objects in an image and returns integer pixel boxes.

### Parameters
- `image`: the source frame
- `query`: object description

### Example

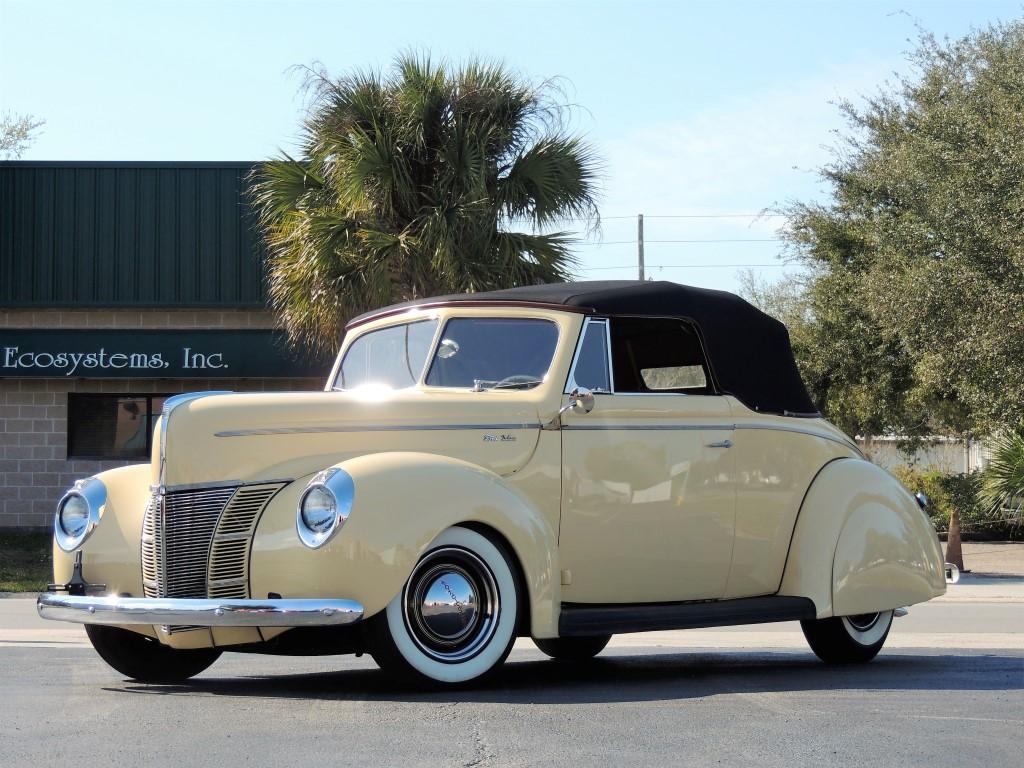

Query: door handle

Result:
[706,439,733,449]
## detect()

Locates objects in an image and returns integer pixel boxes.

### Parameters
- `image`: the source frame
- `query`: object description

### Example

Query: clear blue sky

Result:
[2,0,1020,291]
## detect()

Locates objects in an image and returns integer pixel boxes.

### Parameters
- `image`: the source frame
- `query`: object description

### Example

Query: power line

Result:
[577,238,781,245]
[509,213,789,222]
[601,213,788,220]
[580,263,790,270]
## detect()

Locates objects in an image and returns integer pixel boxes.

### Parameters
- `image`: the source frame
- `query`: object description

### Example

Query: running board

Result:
[559,596,817,636]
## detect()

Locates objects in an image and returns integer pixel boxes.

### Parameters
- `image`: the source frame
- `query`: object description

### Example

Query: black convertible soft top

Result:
[349,280,818,416]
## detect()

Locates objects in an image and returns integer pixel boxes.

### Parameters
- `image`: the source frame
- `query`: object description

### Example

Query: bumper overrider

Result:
[37,594,364,628]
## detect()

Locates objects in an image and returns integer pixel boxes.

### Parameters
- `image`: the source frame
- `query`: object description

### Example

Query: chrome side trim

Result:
[209,417,851,446]
[560,421,858,451]
[563,423,735,431]
[214,423,543,438]
[37,594,364,628]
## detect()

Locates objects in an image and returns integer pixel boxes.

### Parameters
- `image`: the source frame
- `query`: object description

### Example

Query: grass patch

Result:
[0,531,52,593]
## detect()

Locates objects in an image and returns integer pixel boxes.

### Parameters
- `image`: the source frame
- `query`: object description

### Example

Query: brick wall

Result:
[0,309,325,528]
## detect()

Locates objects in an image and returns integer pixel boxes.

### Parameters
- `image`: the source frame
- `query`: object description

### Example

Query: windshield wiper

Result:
[494,379,544,390]
[472,378,544,391]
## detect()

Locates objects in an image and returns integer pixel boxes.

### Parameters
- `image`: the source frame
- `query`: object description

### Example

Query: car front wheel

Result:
[366,526,519,686]
[800,610,894,664]
[85,624,221,682]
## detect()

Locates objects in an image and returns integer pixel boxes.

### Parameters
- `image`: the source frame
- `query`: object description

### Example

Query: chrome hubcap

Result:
[403,547,499,663]
[417,567,479,641]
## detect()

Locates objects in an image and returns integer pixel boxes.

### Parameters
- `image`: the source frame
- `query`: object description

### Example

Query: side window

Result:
[609,317,711,394]
[568,319,611,393]
[337,319,439,390]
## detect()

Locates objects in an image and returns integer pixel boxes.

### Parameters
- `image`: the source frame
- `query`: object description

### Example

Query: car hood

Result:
[152,390,544,489]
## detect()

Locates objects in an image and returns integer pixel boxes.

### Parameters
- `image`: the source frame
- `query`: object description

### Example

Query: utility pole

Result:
[637,213,645,281]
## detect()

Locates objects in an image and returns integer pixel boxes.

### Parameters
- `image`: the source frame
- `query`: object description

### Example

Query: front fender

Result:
[779,458,945,618]
[52,463,151,597]
[249,451,560,638]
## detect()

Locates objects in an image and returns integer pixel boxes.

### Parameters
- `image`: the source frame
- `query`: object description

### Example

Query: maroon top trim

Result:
[345,300,593,330]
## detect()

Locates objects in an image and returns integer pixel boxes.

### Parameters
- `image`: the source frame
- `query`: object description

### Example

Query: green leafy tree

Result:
[738,268,926,442]
[780,22,1024,439]
[251,54,600,353]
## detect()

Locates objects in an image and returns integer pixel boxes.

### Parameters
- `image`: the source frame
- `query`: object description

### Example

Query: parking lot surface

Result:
[2,580,1022,768]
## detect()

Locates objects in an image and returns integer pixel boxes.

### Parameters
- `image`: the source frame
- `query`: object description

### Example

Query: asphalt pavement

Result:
[2,577,1022,768]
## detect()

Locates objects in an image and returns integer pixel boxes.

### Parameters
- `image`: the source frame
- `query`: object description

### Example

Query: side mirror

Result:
[571,387,595,414]
[559,387,595,417]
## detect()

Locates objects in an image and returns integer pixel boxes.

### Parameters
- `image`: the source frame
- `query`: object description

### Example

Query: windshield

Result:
[335,319,439,390]
[425,317,559,390]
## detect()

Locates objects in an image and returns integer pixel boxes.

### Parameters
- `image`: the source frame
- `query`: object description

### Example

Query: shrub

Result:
[891,467,988,534]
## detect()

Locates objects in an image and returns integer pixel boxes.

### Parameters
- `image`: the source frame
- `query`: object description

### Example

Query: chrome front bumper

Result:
[37,593,364,628]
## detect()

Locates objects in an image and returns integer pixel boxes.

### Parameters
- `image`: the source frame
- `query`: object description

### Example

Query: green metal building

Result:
[0,161,328,528]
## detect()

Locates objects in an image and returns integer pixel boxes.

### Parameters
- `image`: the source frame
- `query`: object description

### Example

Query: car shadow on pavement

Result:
[104,649,1024,704]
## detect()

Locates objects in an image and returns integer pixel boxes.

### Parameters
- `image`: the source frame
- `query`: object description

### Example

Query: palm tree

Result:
[250,54,600,353]
[980,431,1024,522]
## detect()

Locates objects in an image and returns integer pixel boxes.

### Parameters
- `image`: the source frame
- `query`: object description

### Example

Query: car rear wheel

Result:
[533,635,611,661]
[800,610,894,664]
[366,526,519,687]
[85,624,221,683]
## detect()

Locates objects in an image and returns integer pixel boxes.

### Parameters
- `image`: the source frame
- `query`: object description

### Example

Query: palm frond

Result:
[249,53,602,350]
[498,135,601,230]
[980,431,1024,514]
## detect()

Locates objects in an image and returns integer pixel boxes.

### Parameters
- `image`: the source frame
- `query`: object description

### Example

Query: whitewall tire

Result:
[366,526,519,686]
[801,609,894,664]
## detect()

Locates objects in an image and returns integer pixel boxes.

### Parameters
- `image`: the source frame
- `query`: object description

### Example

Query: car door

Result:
[558,317,736,604]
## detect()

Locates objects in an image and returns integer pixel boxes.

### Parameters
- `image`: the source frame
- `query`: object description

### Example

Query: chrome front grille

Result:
[140,483,283,628]
[141,495,159,597]
[208,484,284,599]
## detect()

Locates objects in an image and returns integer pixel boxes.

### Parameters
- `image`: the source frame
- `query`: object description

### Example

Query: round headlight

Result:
[59,494,90,538]
[300,486,337,534]
[296,468,354,549]
[54,478,106,552]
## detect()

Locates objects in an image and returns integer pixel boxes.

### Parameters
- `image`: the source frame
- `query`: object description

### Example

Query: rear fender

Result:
[250,451,560,638]
[779,458,946,618]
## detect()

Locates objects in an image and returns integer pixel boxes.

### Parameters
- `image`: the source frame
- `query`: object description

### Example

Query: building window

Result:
[67,395,169,459]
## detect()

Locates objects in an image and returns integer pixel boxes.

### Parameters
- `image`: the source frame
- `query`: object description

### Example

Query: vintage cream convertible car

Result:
[39,281,949,686]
